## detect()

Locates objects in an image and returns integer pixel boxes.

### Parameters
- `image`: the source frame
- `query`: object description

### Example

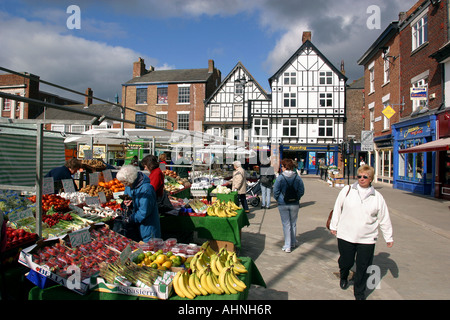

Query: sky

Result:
[0,0,418,103]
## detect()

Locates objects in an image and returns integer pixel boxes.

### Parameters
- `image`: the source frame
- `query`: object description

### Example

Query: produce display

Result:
[81,159,106,171]
[206,200,242,218]
[4,226,38,250]
[28,194,71,213]
[172,241,248,299]
[78,184,114,199]
[98,178,125,193]
[211,185,232,194]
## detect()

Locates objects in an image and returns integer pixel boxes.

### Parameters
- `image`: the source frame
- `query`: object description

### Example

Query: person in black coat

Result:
[45,158,82,193]
[259,164,275,209]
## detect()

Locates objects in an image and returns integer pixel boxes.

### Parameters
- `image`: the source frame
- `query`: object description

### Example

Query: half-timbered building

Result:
[266,31,347,172]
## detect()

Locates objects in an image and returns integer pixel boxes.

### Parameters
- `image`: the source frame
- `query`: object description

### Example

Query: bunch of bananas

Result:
[172,241,248,299]
[206,200,242,218]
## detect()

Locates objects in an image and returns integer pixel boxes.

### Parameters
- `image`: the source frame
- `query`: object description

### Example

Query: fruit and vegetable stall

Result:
[0,166,265,300]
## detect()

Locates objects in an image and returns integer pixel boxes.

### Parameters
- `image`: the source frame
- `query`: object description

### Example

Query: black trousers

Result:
[338,238,375,299]
[238,194,249,212]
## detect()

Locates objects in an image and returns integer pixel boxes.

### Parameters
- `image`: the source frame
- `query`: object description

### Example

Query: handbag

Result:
[326,185,351,230]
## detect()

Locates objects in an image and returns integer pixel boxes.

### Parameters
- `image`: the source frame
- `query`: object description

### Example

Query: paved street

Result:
[240,175,450,300]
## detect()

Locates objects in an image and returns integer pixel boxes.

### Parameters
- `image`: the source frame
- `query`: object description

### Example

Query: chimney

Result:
[85,88,93,107]
[302,31,312,43]
[208,59,215,73]
[133,57,147,78]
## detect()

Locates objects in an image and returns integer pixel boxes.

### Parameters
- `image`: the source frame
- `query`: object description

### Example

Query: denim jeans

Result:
[260,185,272,207]
[278,203,299,250]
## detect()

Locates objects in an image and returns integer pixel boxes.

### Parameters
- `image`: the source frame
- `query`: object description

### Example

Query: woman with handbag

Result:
[329,165,393,300]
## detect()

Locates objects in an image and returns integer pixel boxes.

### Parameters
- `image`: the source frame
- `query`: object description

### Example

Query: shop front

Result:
[393,115,437,196]
[372,134,394,185]
[281,144,338,174]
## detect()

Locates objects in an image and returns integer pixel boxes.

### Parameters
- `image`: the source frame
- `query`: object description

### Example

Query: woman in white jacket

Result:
[330,165,393,300]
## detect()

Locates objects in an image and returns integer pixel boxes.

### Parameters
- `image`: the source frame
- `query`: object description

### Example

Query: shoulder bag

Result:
[326,185,351,230]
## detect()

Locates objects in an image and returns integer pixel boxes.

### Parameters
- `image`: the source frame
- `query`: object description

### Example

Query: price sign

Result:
[98,191,107,204]
[62,179,76,193]
[8,208,34,223]
[85,196,100,206]
[68,228,91,247]
[89,172,100,185]
[42,177,54,195]
[103,169,113,182]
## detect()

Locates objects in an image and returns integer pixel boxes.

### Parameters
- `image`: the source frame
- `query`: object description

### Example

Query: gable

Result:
[269,40,347,87]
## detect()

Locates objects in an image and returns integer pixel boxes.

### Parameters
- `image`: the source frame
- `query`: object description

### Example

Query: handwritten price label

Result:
[68,228,91,247]
[62,179,76,193]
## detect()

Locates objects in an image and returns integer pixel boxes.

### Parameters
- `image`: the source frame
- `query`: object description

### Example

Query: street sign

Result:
[361,130,374,152]
[382,105,396,119]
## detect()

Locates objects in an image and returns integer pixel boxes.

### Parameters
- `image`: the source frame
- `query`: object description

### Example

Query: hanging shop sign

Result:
[410,87,428,101]
[382,105,396,120]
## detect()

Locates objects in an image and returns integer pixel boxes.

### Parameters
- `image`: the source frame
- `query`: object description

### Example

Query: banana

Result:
[196,253,207,272]
[218,268,231,295]
[210,255,220,276]
[172,272,185,298]
[200,272,213,294]
[188,272,202,296]
[190,255,198,271]
[206,271,223,295]
[215,255,225,274]
[210,271,225,294]
[224,270,239,294]
[231,262,248,274]
[228,269,247,292]
[182,272,197,299]
[177,272,195,299]
[205,244,216,257]
[201,250,211,264]
[193,271,209,296]
[197,265,207,279]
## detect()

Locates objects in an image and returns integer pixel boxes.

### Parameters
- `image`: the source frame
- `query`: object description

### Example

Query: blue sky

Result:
[0,0,417,102]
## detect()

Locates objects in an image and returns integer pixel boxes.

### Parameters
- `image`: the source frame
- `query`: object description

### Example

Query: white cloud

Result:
[0,12,158,101]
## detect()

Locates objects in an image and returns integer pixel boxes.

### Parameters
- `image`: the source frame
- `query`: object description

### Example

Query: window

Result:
[282,119,297,137]
[369,67,375,93]
[135,112,146,129]
[412,15,428,51]
[136,87,147,104]
[319,72,333,85]
[233,128,243,141]
[177,113,190,130]
[254,119,269,137]
[51,124,65,132]
[156,112,168,129]
[178,86,190,104]
[233,104,243,118]
[283,93,296,107]
[284,72,296,85]
[71,125,86,134]
[157,86,168,104]
[412,79,428,112]
[235,82,243,95]
[383,47,390,84]
[212,127,221,137]
[318,119,333,137]
[370,108,374,131]
[383,102,390,130]
[210,105,220,118]
[2,99,11,111]
[319,93,333,107]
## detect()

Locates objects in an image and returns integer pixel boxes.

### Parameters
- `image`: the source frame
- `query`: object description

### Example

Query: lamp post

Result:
[235,76,251,142]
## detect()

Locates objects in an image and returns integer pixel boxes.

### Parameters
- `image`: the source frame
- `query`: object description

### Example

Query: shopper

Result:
[45,158,82,193]
[173,152,189,178]
[259,164,275,209]
[273,158,305,253]
[116,165,161,242]
[226,160,249,213]
[329,164,393,300]
[298,159,305,175]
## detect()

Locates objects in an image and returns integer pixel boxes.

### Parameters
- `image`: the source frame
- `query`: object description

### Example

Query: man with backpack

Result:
[273,158,305,253]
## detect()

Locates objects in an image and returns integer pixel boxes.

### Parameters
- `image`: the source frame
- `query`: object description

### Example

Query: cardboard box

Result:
[89,271,176,299]
[208,240,235,253]
[18,240,91,295]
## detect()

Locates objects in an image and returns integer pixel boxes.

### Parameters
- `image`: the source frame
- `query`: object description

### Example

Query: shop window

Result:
[398,147,406,178]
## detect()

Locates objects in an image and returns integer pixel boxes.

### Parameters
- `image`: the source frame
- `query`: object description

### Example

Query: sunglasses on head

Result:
[357,175,369,179]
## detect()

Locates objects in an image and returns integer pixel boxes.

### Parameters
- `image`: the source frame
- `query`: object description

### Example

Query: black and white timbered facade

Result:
[261,34,347,171]
[204,62,270,142]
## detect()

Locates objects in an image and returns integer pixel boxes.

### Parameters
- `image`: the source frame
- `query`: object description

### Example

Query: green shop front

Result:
[281,144,338,174]
[393,115,437,196]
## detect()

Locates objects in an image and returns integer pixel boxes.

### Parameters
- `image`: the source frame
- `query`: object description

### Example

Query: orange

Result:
[162,260,172,269]
[155,254,166,265]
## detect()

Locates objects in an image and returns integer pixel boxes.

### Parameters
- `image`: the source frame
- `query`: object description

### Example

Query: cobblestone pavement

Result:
[240,175,450,300]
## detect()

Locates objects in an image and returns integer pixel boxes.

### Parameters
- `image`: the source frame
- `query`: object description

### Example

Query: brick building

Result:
[0,72,80,120]
[358,20,401,185]
[121,58,221,132]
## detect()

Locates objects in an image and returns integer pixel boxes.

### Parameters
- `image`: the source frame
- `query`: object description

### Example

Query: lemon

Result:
[162,260,172,269]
